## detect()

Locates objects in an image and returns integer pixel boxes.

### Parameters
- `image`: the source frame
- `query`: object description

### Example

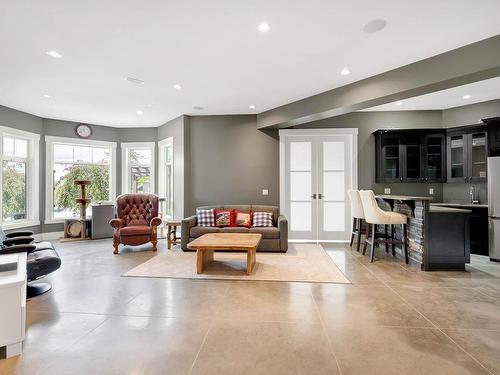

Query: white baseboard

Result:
[33,231,64,242]
[289,240,349,243]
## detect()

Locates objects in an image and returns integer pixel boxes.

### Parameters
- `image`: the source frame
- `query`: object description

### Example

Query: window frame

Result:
[121,142,156,195]
[45,136,117,224]
[0,125,40,230]
[158,137,174,220]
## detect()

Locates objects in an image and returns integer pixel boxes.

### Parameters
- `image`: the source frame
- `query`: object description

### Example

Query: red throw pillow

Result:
[214,209,235,227]
[234,211,252,228]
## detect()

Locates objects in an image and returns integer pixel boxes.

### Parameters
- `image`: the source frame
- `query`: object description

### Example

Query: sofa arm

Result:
[1,244,36,254]
[277,215,288,252]
[150,217,162,227]
[110,218,124,229]
[181,215,197,251]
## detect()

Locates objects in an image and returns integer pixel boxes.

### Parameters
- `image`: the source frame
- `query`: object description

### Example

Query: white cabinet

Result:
[0,253,27,358]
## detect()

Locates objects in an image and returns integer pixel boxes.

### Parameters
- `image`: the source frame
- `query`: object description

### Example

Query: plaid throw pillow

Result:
[252,212,273,227]
[196,208,215,227]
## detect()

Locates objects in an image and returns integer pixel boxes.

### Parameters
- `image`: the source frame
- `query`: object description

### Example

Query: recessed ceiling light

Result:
[363,19,387,34]
[43,94,52,98]
[340,68,350,76]
[462,94,471,99]
[46,50,62,58]
[125,76,145,85]
[173,84,182,90]
[193,106,204,110]
[249,105,256,109]
[396,101,403,106]
[136,110,144,116]
[257,22,271,33]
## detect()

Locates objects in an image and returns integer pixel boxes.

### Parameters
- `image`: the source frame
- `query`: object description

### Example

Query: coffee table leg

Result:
[197,248,214,274]
[196,249,203,274]
[246,248,256,275]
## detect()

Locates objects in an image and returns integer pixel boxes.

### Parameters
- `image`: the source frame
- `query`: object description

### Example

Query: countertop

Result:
[429,206,472,214]
[431,203,488,209]
[376,195,434,201]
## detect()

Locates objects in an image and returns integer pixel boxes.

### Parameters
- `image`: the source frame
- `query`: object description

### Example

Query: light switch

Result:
[262,189,269,196]
[429,188,434,195]
[384,188,391,194]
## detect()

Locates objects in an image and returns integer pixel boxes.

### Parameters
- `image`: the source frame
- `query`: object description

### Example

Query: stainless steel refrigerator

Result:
[488,156,500,261]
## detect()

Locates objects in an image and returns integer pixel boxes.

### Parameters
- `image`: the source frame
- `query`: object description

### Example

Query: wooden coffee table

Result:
[187,233,262,275]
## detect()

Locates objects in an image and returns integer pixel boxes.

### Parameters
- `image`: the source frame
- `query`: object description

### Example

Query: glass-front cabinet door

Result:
[447,133,467,182]
[403,133,421,182]
[469,132,487,182]
[423,134,445,182]
[380,134,402,182]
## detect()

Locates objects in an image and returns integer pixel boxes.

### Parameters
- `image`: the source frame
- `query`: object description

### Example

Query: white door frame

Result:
[158,137,174,220]
[279,128,358,242]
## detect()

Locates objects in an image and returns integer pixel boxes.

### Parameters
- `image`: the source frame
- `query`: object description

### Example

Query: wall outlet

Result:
[262,189,269,196]
[384,188,391,194]
[429,188,434,195]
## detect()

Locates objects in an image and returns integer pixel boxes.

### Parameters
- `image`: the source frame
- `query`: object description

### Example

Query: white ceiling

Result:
[1,0,500,128]
[362,76,500,111]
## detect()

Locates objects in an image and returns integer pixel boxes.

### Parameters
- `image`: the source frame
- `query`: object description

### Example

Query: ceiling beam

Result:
[257,35,500,129]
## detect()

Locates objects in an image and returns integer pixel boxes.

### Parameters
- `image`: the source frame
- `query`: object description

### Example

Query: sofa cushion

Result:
[214,209,234,227]
[252,212,273,227]
[234,211,252,228]
[196,208,215,227]
[251,205,278,223]
[190,226,220,238]
[220,227,249,234]
[249,227,280,239]
[120,225,151,236]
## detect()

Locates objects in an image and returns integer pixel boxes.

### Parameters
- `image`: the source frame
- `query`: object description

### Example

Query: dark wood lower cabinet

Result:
[469,207,489,256]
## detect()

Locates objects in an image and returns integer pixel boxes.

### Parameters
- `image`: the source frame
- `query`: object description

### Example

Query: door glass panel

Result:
[290,172,311,200]
[471,133,487,179]
[290,202,311,231]
[323,142,344,170]
[323,202,344,231]
[290,142,311,171]
[450,135,464,178]
[426,136,443,179]
[323,171,344,201]
[405,135,420,179]
[382,136,400,179]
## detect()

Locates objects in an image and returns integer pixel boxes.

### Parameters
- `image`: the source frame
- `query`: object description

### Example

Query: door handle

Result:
[311,194,317,199]
[318,194,323,199]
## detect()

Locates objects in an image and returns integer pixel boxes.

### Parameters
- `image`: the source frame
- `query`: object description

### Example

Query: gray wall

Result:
[442,99,500,128]
[293,111,445,201]
[187,115,279,214]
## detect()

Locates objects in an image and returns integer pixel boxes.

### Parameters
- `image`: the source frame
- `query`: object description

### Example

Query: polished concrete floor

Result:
[1,239,500,374]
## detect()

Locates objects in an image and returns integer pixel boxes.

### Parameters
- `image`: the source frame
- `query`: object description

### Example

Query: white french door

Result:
[280,129,358,242]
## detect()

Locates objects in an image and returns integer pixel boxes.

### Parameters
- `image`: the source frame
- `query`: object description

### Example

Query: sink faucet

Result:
[470,185,479,204]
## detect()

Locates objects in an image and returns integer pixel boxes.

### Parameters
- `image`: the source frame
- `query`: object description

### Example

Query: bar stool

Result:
[358,190,408,264]
[347,190,366,252]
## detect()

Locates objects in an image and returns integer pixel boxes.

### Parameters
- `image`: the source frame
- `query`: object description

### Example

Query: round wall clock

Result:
[75,123,92,138]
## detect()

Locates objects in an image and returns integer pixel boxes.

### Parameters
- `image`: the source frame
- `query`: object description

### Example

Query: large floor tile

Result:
[120,278,230,319]
[395,286,500,329]
[325,325,489,375]
[40,316,212,375]
[0,311,107,375]
[312,284,432,328]
[190,320,341,375]
[214,281,321,323]
[443,328,500,374]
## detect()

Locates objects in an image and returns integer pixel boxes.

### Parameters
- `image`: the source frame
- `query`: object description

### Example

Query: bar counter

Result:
[375,194,471,271]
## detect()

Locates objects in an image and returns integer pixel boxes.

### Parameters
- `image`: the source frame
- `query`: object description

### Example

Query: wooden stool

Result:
[166,221,181,249]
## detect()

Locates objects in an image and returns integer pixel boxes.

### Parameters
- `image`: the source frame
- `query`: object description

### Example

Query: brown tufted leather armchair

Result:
[109,194,162,254]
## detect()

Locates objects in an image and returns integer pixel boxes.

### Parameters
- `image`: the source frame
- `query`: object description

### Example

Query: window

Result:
[45,136,116,223]
[158,138,174,220]
[121,142,155,194]
[0,126,40,229]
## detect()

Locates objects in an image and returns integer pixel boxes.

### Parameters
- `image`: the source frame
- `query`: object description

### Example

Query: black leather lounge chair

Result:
[0,228,61,297]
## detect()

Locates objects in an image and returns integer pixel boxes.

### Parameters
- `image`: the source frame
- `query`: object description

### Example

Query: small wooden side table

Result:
[166,220,181,249]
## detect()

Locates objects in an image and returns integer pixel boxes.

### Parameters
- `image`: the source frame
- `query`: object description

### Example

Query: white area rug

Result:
[123,243,350,284]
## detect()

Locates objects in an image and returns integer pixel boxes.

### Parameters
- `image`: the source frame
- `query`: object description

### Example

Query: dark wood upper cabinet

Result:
[446,125,487,183]
[484,117,500,157]
[375,130,446,183]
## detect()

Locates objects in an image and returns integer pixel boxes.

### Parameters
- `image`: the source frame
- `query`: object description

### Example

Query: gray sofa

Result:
[181,205,288,252]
